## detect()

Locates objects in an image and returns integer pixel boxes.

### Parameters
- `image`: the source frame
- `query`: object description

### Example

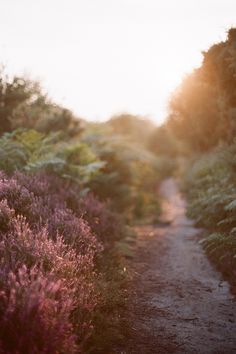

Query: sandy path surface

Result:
[123,178,236,354]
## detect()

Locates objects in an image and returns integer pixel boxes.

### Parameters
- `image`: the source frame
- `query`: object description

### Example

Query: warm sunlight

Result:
[1,1,236,353]
[0,0,235,123]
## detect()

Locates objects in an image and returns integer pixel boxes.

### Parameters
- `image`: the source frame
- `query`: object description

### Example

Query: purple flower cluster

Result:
[0,172,122,353]
[0,266,76,354]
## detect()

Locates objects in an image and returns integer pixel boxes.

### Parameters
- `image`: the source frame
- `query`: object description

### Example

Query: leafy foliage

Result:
[107,113,154,146]
[0,69,83,137]
[184,143,236,279]
[168,28,236,152]
[148,125,178,157]
[0,70,32,135]
[82,124,168,218]
[0,129,104,189]
[200,232,236,278]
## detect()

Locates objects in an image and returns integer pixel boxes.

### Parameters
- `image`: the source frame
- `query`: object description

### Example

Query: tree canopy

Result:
[168,28,236,152]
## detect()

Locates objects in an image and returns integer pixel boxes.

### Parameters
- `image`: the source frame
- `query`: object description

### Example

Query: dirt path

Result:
[123,178,236,354]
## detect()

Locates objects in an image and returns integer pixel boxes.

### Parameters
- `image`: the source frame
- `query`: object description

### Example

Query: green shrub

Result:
[185,142,236,280]
[0,129,104,189]
[83,126,165,218]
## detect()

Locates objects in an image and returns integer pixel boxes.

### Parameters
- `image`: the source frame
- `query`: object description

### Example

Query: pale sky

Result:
[0,0,235,123]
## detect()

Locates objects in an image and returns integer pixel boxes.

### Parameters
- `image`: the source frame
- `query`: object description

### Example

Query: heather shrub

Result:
[13,171,124,247]
[47,207,100,256]
[0,200,15,233]
[0,173,106,351]
[0,214,96,283]
[0,265,77,354]
[75,193,124,247]
[0,173,102,255]
[0,175,34,217]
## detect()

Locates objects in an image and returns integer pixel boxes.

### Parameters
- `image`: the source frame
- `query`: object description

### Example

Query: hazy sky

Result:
[0,0,235,123]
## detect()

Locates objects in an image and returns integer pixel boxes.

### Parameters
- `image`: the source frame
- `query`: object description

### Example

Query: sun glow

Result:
[0,0,235,123]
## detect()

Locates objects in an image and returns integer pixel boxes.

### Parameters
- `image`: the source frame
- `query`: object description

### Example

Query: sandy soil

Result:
[122,178,236,354]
